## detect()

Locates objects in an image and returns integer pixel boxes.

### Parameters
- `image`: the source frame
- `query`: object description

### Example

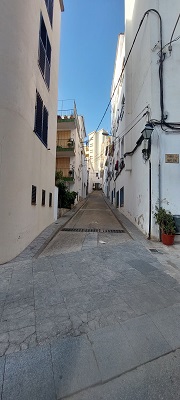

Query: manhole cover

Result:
[62,228,125,233]
[149,248,163,254]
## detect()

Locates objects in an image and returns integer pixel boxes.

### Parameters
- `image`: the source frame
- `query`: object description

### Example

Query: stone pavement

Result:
[1,192,180,399]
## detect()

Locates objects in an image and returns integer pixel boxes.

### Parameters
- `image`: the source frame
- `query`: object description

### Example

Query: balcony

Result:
[56,138,75,157]
[56,168,75,182]
[57,100,80,133]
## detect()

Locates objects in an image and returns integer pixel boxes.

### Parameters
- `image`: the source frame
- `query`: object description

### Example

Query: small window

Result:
[34,91,48,147]
[96,173,98,177]
[31,185,37,205]
[45,0,54,26]
[120,186,124,207]
[42,189,46,206]
[49,192,52,207]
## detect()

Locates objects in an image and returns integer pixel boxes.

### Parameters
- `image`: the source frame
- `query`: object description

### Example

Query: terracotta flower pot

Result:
[161,232,175,246]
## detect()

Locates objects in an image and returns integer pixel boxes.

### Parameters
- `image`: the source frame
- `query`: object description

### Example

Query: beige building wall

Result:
[0,0,64,263]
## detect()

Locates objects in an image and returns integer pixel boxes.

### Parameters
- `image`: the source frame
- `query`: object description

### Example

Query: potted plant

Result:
[154,206,176,245]
[67,139,74,147]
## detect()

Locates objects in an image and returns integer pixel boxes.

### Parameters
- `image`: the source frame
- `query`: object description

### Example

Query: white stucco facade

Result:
[108,0,180,239]
[88,129,110,190]
[0,0,64,263]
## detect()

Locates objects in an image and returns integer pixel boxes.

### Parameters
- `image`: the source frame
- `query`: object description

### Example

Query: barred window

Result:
[49,192,52,207]
[45,0,54,26]
[34,91,48,147]
[120,187,124,207]
[42,190,46,206]
[31,185,37,205]
[38,15,51,88]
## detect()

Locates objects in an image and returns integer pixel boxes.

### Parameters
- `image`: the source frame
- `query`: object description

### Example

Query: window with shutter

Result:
[45,0,54,26]
[34,91,48,147]
[38,15,51,88]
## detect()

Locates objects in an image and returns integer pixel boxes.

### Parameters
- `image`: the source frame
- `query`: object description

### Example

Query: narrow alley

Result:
[1,192,180,399]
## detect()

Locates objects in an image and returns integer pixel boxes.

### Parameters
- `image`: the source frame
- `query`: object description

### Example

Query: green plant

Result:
[55,171,77,209]
[154,206,176,235]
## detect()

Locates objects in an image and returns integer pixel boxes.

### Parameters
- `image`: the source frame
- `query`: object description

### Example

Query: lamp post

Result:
[141,123,154,161]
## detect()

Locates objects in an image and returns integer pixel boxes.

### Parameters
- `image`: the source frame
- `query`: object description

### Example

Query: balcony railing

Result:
[57,114,75,122]
[57,100,80,135]
[56,168,75,182]
[56,138,75,152]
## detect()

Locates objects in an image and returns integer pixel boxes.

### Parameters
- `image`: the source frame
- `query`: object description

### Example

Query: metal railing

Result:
[56,168,75,181]
[56,138,75,150]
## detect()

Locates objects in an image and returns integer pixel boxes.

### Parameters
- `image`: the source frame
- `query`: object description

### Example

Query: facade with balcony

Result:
[0,0,64,264]
[56,101,87,201]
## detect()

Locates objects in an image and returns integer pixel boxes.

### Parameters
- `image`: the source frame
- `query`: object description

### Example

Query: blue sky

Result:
[58,0,125,137]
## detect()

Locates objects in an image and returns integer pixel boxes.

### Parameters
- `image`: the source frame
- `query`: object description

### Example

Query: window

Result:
[38,15,51,88]
[34,91,48,146]
[31,185,37,205]
[45,0,54,26]
[120,187,124,207]
[42,190,46,206]
[119,94,125,121]
[49,192,52,207]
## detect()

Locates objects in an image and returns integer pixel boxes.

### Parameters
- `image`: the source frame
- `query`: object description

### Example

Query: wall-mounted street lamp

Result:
[141,123,154,161]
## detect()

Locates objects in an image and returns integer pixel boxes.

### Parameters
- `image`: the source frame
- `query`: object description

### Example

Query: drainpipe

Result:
[148,160,151,239]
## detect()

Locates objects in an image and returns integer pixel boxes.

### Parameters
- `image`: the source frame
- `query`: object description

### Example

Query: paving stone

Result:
[118,283,171,314]
[0,356,5,396]
[68,309,109,335]
[127,259,157,275]
[3,297,34,311]
[100,301,137,323]
[149,304,180,350]
[88,325,139,381]
[36,304,71,342]
[8,326,37,350]
[5,285,34,304]
[0,320,35,336]
[148,271,178,289]
[51,336,101,399]
[2,345,56,400]
[34,286,64,309]
[55,273,82,290]
[61,349,180,400]
[121,314,172,363]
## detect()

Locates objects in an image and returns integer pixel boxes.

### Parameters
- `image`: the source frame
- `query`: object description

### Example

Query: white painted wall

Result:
[0,0,63,263]
[109,0,180,239]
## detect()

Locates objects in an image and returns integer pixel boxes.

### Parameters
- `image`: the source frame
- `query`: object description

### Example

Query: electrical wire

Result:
[159,34,180,53]
[94,9,164,133]
[170,13,180,48]
[113,107,149,144]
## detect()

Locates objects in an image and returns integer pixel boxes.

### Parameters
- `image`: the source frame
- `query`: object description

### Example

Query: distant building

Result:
[56,101,87,202]
[88,129,110,190]
[0,0,64,264]
[108,0,180,239]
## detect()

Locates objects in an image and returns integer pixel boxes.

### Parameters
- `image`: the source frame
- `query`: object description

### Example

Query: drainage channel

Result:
[62,228,125,233]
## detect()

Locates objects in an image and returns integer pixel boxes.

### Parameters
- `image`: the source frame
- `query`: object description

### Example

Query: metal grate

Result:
[62,228,125,233]
[149,249,163,253]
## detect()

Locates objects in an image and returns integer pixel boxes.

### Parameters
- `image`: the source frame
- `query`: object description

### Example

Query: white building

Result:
[88,129,110,190]
[109,0,180,239]
[56,101,87,201]
[0,0,64,264]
